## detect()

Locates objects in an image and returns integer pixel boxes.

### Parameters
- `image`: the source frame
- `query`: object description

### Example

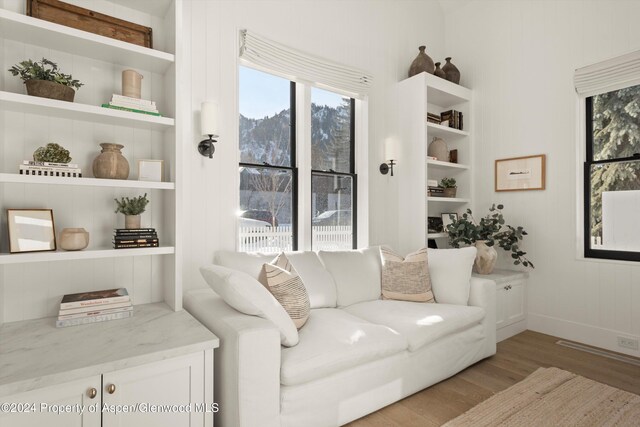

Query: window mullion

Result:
[296,83,312,251]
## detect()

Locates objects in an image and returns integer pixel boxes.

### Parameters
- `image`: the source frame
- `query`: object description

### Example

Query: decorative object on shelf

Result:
[122,70,143,99]
[408,46,435,77]
[9,58,83,102]
[115,193,149,230]
[434,62,446,79]
[449,149,458,164]
[27,0,153,48]
[445,204,534,274]
[113,228,159,249]
[57,287,132,327]
[19,161,82,177]
[93,143,129,180]
[7,209,56,253]
[138,160,164,182]
[33,142,72,163]
[440,177,457,198]
[199,101,219,158]
[441,212,458,230]
[428,137,449,162]
[427,112,442,124]
[441,110,463,130]
[495,154,546,192]
[380,137,398,176]
[428,216,444,233]
[59,228,89,251]
[442,57,460,84]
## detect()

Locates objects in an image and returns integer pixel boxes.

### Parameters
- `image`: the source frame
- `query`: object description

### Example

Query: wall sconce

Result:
[199,101,219,158]
[380,138,398,176]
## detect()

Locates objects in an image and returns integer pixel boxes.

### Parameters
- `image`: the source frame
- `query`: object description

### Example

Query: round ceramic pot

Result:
[408,46,435,77]
[125,215,141,229]
[474,241,498,274]
[25,79,75,102]
[442,57,461,84]
[428,137,449,162]
[93,143,129,180]
[443,187,457,198]
[59,228,89,251]
[434,62,446,79]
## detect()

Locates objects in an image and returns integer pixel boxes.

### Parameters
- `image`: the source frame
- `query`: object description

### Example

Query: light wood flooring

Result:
[347,330,640,427]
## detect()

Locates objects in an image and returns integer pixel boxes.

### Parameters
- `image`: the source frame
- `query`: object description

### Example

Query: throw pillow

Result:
[427,247,477,305]
[261,253,311,329]
[199,264,299,346]
[380,247,435,303]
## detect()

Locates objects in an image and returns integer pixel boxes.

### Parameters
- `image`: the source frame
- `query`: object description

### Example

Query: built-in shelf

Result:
[426,159,470,170]
[424,72,472,107]
[0,246,175,265]
[427,197,471,203]
[0,173,175,190]
[0,9,174,73]
[426,122,470,139]
[0,91,174,131]
[427,232,448,239]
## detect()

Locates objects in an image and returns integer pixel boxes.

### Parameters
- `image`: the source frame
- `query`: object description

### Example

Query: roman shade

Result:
[239,29,372,98]
[574,49,640,97]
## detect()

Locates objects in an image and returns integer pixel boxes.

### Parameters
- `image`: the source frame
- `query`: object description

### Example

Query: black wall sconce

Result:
[380,138,398,176]
[379,160,395,176]
[199,101,219,158]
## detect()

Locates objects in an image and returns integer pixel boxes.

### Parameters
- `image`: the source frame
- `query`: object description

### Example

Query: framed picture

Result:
[495,154,546,192]
[7,209,57,253]
[441,213,458,231]
[427,216,443,233]
[138,159,164,182]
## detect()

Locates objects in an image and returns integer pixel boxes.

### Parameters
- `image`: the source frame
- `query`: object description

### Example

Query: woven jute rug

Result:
[443,367,640,426]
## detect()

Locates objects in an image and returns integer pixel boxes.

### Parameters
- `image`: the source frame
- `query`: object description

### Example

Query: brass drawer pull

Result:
[107,384,116,394]
[87,388,97,399]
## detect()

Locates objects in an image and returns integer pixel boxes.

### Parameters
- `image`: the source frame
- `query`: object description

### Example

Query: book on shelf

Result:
[56,310,133,328]
[440,110,463,130]
[112,94,156,107]
[101,104,162,117]
[427,179,439,187]
[112,238,159,244]
[58,305,133,320]
[19,165,82,178]
[59,300,132,316]
[60,288,130,310]
[114,228,156,234]
[114,242,160,249]
[22,160,79,168]
[113,235,158,241]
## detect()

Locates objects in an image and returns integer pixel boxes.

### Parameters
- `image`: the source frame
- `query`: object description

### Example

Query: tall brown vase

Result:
[408,46,435,78]
[93,143,129,180]
[442,57,460,84]
[434,62,446,79]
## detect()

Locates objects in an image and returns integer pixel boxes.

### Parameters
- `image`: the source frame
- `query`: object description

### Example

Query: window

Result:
[584,83,640,261]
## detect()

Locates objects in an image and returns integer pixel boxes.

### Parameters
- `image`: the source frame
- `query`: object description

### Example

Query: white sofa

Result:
[185,248,496,427]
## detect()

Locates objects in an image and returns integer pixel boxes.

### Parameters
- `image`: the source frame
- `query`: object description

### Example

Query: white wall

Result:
[182,0,445,289]
[445,0,640,356]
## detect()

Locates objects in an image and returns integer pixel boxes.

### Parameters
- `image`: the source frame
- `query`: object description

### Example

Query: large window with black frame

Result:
[238,66,297,252]
[584,83,640,261]
[311,87,356,250]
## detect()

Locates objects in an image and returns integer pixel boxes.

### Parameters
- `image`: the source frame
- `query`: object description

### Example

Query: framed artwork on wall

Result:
[7,209,57,253]
[441,212,458,231]
[138,159,164,182]
[495,154,546,192]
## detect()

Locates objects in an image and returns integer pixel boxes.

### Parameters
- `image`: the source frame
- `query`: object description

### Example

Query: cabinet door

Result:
[495,285,508,330]
[506,280,526,326]
[0,376,101,427]
[102,352,205,427]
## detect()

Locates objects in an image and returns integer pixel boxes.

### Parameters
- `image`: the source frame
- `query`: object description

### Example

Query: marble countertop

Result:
[0,303,219,398]
[472,268,529,284]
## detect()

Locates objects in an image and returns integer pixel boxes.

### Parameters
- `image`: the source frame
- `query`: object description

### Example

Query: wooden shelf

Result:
[0,9,174,74]
[0,91,174,131]
[426,122,470,139]
[426,159,470,170]
[0,246,175,265]
[0,173,175,189]
[427,197,471,203]
[422,72,472,107]
[427,232,448,239]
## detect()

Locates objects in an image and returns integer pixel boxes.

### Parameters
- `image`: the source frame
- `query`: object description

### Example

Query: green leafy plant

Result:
[440,177,457,188]
[114,194,149,216]
[33,143,71,163]
[8,58,83,90]
[445,204,534,268]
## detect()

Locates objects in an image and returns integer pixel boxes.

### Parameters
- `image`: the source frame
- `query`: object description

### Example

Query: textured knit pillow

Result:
[261,253,311,329]
[380,247,435,303]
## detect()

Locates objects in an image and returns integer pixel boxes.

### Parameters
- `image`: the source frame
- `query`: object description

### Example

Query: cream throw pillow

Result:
[261,253,311,329]
[380,247,435,303]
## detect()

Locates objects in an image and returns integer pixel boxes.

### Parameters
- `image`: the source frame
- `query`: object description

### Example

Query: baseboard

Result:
[497,320,526,342]
[527,313,640,358]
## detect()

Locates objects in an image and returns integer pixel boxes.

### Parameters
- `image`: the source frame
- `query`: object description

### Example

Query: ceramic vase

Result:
[122,69,143,99]
[93,143,129,180]
[434,62,446,79]
[408,46,435,77]
[59,228,89,251]
[474,241,498,274]
[442,57,461,84]
[125,215,141,229]
[428,137,449,162]
[25,80,75,102]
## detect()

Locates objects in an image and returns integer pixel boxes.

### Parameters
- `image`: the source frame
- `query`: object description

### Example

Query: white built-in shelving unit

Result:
[395,72,473,253]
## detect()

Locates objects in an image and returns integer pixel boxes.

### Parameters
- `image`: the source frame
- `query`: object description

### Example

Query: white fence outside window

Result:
[238,226,352,252]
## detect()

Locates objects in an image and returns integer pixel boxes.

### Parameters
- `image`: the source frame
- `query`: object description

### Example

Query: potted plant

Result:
[33,143,72,163]
[445,204,534,274]
[9,58,83,102]
[115,193,149,229]
[440,177,457,198]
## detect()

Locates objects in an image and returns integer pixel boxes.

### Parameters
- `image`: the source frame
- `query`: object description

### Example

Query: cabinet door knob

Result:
[504,285,509,290]
[107,384,116,394]
[87,388,97,399]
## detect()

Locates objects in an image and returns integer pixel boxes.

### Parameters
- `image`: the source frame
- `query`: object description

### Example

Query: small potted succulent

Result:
[115,193,149,229]
[9,58,83,102]
[33,143,72,163]
[440,177,457,198]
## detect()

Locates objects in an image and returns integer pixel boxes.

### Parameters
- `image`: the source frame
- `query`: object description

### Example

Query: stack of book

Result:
[102,94,161,116]
[440,110,463,130]
[427,112,442,125]
[113,228,159,249]
[19,160,82,178]
[428,186,445,197]
[57,288,132,328]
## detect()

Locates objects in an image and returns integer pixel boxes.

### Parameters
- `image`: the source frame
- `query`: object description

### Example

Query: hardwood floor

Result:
[347,330,640,427]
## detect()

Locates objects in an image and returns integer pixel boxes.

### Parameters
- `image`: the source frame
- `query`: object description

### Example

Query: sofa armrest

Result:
[468,277,497,357]
[184,288,281,427]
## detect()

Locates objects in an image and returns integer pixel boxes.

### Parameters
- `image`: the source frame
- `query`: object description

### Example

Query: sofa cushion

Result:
[427,247,476,305]
[286,252,337,309]
[280,308,407,386]
[261,253,310,329]
[199,264,299,347]
[381,247,434,303]
[215,251,273,280]
[318,247,382,307]
[344,300,485,352]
